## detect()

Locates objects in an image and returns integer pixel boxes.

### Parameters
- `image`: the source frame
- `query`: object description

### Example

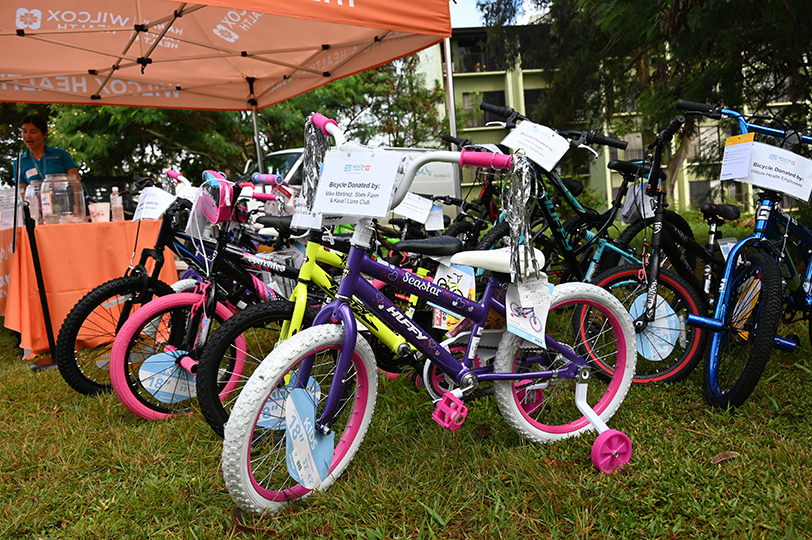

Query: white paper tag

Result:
[285,387,334,489]
[501,121,570,172]
[744,143,812,201]
[506,278,551,347]
[392,192,432,223]
[133,187,177,221]
[425,204,445,231]
[720,140,754,181]
[291,195,323,230]
[40,191,53,215]
[312,150,402,218]
[717,237,738,261]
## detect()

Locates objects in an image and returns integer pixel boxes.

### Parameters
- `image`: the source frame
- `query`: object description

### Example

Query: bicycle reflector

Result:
[200,171,234,224]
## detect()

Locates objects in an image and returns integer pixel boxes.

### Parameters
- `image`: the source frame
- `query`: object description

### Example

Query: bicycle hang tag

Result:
[285,387,334,489]
[721,135,812,201]
[425,204,445,231]
[505,278,551,347]
[501,121,570,172]
[311,149,402,218]
[392,192,432,223]
[133,187,177,221]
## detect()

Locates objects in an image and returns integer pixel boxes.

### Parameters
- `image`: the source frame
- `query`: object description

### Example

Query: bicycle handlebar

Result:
[459,148,513,169]
[586,131,628,150]
[646,115,686,151]
[481,102,626,150]
[307,111,513,211]
[165,169,192,188]
[311,112,338,136]
[251,192,279,202]
[251,173,285,185]
[660,115,686,143]
[676,99,717,114]
[441,134,471,148]
[480,102,529,122]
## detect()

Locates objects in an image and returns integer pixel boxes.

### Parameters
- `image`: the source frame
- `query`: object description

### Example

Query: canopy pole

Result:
[444,37,457,141]
[443,37,461,199]
[247,77,264,174]
[12,150,21,253]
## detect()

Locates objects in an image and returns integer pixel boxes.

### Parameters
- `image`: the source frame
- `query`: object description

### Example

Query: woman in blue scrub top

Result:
[12,115,80,373]
[13,114,80,185]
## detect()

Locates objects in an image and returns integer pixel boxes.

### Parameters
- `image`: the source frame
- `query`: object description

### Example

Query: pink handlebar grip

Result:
[252,192,279,202]
[311,113,338,136]
[166,169,182,180]
[459,149,513,170]
[251,173,284,185]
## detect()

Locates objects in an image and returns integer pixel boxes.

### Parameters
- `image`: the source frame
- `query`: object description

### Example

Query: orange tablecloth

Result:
[4,220,178,355]
[0,227,16,316]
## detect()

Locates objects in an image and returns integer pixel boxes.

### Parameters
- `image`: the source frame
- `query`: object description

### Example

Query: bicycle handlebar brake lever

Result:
[441,134,471,148]
[577,144,600,159]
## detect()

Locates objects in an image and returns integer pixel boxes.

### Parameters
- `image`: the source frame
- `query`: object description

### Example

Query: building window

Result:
[523,88,546,118]
[623,132,644,161]
[463,91,506,128]
[688,126,721,162]
[454,37,500,73]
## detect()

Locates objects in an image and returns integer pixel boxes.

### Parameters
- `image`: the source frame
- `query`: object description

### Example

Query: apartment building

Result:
[418,27,752,213]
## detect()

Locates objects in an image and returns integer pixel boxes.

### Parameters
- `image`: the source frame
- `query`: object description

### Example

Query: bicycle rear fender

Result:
[712,235,777,321]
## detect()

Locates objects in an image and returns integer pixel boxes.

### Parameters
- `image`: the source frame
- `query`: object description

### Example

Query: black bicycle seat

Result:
[560,177,584,197]
[391,235,463,256]
[700,203,740,222]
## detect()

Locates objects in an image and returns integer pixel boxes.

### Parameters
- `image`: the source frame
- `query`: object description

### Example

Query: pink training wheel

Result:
[591,429,632,473]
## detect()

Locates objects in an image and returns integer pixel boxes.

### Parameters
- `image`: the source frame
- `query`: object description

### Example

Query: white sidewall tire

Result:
[493,282,636,443]
[222,324,378,515]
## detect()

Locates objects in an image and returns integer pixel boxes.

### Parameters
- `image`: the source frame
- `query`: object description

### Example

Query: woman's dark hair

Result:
[21,114,48,137]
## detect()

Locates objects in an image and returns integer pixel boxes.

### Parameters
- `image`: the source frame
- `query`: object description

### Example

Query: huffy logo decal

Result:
[213,24,239,42]
[16,8,42,29]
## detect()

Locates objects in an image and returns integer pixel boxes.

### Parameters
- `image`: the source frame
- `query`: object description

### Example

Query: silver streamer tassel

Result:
[504,154,541,282]
[301,115,331,212]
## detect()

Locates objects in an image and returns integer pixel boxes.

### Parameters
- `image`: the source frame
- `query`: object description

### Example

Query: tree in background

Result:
[257,54,445,151]
[477,0,812,200]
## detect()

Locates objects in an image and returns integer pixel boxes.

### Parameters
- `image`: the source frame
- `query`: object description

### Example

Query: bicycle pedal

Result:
[432,393,468,431]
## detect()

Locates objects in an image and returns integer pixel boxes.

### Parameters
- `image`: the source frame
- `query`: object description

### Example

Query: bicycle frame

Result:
[529,164,639,282]
[279,232,408,354]
[309,220,591,431]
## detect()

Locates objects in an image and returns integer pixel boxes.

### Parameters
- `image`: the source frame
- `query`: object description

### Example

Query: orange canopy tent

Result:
[0,1,450,110]
[0,0,451,357]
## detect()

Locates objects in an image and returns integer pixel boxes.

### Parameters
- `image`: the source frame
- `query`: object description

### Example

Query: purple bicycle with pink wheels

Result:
[222,114,637,515]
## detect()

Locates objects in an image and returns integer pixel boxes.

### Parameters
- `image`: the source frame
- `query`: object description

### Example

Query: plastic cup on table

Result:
[89,202,111,223]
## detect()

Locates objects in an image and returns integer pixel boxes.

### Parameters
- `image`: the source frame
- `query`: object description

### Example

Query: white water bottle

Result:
[110,186,125,222]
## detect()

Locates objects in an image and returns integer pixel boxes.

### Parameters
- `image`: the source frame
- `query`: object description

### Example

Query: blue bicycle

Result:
[681,100,812,408]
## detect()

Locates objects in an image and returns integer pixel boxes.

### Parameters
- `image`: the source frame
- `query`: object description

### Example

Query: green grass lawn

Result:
[2,312,812,539]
